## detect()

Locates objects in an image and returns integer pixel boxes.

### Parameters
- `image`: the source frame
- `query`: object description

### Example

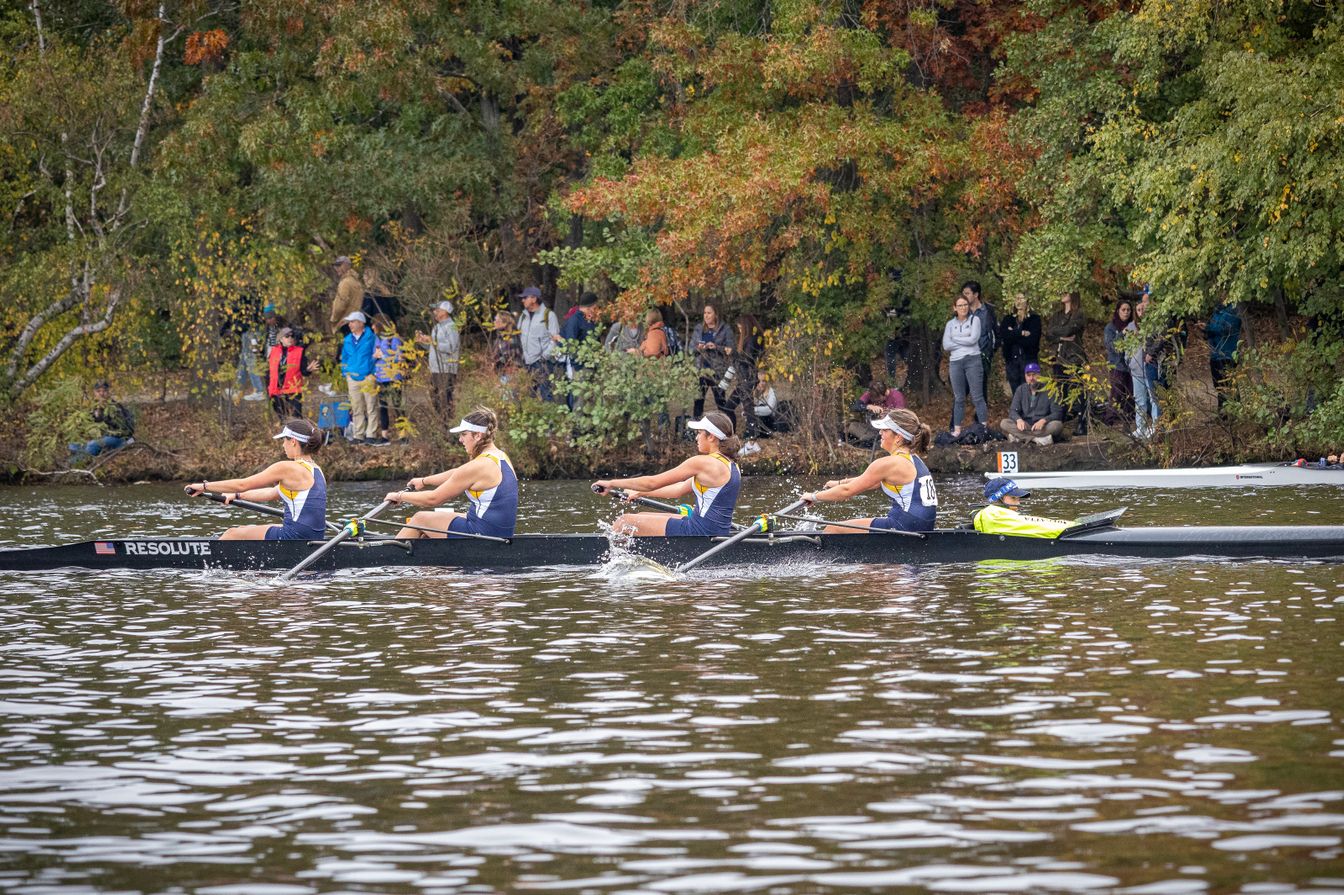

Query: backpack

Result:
[663,325,683,356]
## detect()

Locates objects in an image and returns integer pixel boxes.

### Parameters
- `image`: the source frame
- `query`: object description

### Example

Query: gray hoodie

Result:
[518,304,560,365]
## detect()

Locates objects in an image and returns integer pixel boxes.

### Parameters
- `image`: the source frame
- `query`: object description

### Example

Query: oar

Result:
[192,487,343,534]
[772,510,928,539]
[356,515,511,543]
[594,485,748,531]
[278,498,395,581]
[675,498,808,574]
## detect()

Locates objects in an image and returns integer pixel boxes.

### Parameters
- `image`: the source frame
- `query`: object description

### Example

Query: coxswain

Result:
[593,411,741,536]
[185,419,327,540]
[386,407,518,539]
[801,408,938,532]
[973,477,1074,538]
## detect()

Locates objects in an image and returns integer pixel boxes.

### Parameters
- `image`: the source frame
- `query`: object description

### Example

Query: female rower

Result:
[593,411,741,536]
[801,408,937,533]
[386,407,518,539]
[185,418,326,540]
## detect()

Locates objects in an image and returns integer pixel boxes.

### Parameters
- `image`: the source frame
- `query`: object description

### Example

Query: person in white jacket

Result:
[516,286,560,400]
[942,295,987,436]
[415,300,459,418]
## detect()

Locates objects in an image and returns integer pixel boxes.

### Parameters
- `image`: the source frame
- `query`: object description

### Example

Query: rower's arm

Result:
[638,479,694,501]
[395,461,483,508]
[197,461,300,496]
[815,456,909,502]
[237,487,280,503]
[602,457,712,495]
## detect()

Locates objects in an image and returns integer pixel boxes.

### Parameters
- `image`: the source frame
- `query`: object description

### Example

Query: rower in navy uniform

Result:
[593,411,742,536]
[387,406,518,539]
[801,408,938,533]
[185,418,327,540]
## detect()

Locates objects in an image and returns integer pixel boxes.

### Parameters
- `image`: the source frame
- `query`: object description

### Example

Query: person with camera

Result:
[690,303,737,428]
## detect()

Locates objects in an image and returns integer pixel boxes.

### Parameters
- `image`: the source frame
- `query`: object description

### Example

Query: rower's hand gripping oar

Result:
[278,498,395,581]
[675,498,809,574]
[189,486,343,534]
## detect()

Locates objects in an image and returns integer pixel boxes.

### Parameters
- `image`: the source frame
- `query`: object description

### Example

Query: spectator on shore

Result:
[1129,292,1159,439]
[221,295,266,402]
[267,326,316,419]
[734,314,764,430]
[603,308,643,353]
[846,379,907,446]
[1203,300,1242,412]
[751,377,781,435]
[323,255,362,397]
[415,300,460,419]
[942,294,988,437]
[372,315,405,446]
[490,310,522,380]
[691,303,737,427]
[340,311,379,444]
[633,308,670,358]
[517,286,561,400]
[560,293,602,409]
[1103,297,1136,426]
[963,281,997,399]
[1045,291,1088,435]
[261,304,288,353]
[68,379,135,464]
[1001,362,1064,445]
[999,293,1041,395]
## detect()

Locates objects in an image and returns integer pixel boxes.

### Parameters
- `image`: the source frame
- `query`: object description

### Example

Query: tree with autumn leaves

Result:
[0,0,1340,460]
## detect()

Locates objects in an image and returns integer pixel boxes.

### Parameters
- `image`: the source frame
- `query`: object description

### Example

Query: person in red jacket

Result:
[267,327,316,418]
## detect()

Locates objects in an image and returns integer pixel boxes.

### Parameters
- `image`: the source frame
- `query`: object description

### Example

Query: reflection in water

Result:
[0,479,1341,892]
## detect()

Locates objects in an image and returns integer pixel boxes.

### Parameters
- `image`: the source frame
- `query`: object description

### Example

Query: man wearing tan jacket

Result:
[328,256,364,333]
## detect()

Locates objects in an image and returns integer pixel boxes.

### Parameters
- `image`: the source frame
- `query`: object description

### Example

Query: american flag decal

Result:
[94,541,116,556]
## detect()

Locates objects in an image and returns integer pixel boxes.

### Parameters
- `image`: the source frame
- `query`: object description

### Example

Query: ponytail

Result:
[702,411,740,459]
[283,418,324,454]
[886,409,931,455]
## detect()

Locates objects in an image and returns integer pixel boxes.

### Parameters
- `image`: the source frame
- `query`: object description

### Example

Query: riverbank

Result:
[3,391,1278,485]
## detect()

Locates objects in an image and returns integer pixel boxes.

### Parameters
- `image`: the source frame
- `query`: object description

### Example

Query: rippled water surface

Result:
[0,478,1342,894]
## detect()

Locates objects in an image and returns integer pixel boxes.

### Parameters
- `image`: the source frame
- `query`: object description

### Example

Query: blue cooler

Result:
[316,400,351,431]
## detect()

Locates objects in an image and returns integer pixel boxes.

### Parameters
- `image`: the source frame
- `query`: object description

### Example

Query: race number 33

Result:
[997,451,1019,475]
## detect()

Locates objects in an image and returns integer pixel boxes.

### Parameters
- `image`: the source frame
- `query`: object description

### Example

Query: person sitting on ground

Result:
[973,477,1075,538]
[1000,362,1065,445]
[632,308,670,358]
[803,408,938,533]
[185,419,327,541]
[845,379,907,445]
[593,411,741,536]
[69,379,135,463]
[750,377,780,435]
[386,407,518,540]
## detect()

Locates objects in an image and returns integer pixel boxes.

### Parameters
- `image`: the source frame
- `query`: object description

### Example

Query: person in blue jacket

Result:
[1203,301,1242,412]
[339,310,378,443]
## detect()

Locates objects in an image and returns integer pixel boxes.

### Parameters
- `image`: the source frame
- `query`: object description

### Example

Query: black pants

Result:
[1004,356,1027,397]
[693,385,737,431]
[1210,358,1236,410]
[271,394,302,419]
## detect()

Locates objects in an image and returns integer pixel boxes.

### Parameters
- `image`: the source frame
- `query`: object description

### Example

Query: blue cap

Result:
[263,303,277,314]
[519,286,542,299]
[984,477,1030,502]
[1024,361,1041,374]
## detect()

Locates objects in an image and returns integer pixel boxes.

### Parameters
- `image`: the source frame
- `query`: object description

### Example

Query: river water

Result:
[0,478,1341,894]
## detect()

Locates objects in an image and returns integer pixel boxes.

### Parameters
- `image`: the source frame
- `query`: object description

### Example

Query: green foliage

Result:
[1227,331,1344,452]
[22,379,99,470]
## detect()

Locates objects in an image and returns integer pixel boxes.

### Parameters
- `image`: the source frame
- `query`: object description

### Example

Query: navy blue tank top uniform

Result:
[266,459,327,540]
[869,451,937,532]
[448,449,518,538]
[665,453,741,537]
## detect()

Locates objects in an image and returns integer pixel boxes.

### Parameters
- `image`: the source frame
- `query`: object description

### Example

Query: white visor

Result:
[686,417,729,440]
[449,419,489,434]
[870,416,915,441]
[273,426,311,443]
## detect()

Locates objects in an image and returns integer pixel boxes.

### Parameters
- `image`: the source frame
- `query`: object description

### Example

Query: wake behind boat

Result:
[985,462,1344,489]
[1,521,1343,572]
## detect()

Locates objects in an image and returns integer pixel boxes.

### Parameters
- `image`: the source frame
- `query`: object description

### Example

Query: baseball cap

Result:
[335,255,351,266]
[262,303,277,314]
[341,310,367,323]
[518,286,542,299]
[578,292,599,307]
[1024,362,1042,374]
[434,300,454,313]
[984,477,1030,502]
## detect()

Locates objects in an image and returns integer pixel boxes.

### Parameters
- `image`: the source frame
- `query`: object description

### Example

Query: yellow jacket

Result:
[330,273,364,332]
[973,504,1073,539]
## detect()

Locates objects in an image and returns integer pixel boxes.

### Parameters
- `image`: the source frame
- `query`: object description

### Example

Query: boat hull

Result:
[1,526,1342,572]
[987,463,1344,489]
